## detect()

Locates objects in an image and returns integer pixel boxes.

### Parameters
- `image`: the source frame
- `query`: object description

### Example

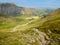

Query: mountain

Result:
[0,3,52,16]
[0,3,22,16]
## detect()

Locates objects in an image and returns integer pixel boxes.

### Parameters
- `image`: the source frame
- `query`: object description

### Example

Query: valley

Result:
[0,3,60,45]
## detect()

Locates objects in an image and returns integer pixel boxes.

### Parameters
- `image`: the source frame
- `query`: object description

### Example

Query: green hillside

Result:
[37,8,60,45]
[0,14,31,31]
[0,3,60,45]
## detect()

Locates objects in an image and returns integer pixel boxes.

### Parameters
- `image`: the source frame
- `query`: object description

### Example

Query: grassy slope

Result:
[0,15,44,45]
[0,14,49,45]
[37,9,60,45]
[0,15,30,31]
[0,9,60,45]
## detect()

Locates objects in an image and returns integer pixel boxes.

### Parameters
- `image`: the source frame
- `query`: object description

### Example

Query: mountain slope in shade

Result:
[0,3,52,16]
[0,3,22,16]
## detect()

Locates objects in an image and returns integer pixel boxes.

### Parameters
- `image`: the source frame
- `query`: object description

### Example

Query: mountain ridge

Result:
[0,3,53,16]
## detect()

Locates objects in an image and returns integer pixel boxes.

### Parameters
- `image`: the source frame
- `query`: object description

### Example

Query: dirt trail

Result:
[12,20,33,31]
[12,17,48,32]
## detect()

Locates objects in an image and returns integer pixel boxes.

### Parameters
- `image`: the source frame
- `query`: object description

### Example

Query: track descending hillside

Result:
[12,20,34,32]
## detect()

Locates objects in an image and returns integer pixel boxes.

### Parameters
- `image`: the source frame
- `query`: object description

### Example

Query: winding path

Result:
[12,20,34,32]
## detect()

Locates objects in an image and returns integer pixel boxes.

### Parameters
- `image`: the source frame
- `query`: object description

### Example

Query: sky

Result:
[0,0,60,8]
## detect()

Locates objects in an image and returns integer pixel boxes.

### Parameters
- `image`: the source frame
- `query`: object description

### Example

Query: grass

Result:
[36,13,60,45]
[0,30,42,45]
[0,10,60,45]
[0,15,30,31]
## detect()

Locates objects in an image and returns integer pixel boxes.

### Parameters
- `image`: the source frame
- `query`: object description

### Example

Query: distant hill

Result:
[0,3,22,16]
[0,3,52,16]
